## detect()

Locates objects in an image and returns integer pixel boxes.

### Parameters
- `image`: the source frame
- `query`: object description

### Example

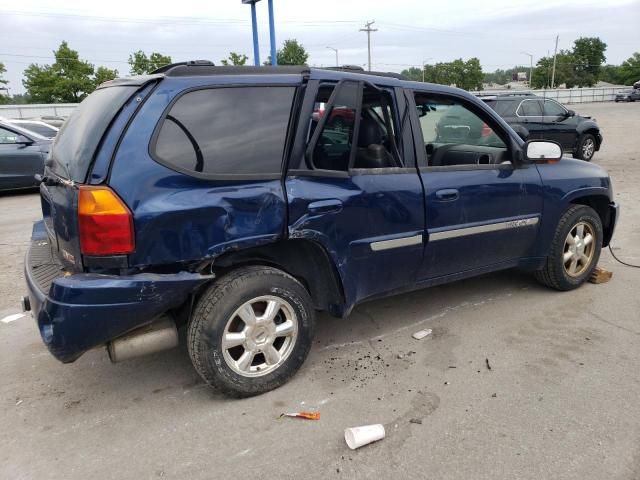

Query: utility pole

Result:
[521,51,533,87]
[360,20,377,71]
[326,46,339,67]
[422,58,432,82]
[551,35,559,89]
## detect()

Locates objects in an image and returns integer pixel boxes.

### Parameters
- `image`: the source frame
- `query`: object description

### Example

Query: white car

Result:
[7,119,59,139]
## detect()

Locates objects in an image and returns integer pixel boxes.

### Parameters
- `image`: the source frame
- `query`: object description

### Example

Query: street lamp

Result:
[326,46,339,67]
[521,51,533,87]
[422,57,432,82]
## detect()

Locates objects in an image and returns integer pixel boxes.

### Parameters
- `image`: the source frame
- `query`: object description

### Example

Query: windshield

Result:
[49,86,137,182]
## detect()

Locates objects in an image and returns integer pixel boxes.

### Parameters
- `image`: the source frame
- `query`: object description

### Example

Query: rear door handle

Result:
[435,189,459,202]
[307,199,343,214]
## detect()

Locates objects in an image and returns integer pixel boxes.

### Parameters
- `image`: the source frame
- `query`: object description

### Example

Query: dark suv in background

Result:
[481,94,602,161]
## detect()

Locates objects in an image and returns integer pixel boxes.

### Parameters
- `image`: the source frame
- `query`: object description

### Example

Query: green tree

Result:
[483,66,530,85]
[572,37,607,86]
[0,62,9,104]
[23,41,96,103]
[599,64,624,84]
[400,66,423,82]
[531,52,578,88]
[619,52,640,85]
[94,66,118,87]
[128,50,172,75]
[264,39,309,66]
[423,58,483,91]
[221,52,248,66]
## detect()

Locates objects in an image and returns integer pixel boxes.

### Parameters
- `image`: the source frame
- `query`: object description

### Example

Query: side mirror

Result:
[16,135,34,145]
[566,110,575,117]
[525,140,562,164]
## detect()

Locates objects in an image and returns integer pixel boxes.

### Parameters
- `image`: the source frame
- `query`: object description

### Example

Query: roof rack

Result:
[495,92,536,97]
[160,63,310,77]
[324,65,408,80]
[151,60,215,74]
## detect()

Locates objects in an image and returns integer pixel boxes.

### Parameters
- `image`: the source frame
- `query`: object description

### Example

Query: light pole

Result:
[326,47,339,66]
[521,51,533,87]
[422,57,432,82]
[242,0,261,66]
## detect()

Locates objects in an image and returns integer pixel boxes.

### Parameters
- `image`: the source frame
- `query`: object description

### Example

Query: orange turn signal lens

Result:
[78,186,135,256]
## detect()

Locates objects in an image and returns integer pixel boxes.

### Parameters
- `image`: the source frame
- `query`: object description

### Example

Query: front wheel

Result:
[188,266,315,397]
[535,205,602,291]
[573,133,597,161]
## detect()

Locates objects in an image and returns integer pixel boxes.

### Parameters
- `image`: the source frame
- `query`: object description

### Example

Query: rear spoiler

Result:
[97,74,164,90]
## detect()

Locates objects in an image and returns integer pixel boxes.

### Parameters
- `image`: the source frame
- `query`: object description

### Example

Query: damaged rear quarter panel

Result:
[108,77,290,268]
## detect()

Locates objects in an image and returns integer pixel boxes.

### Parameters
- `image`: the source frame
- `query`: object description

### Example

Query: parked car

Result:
[481,93,602,161]
[23,63,618,397]
[36,115,67,128]
[8,119,59,139]
[615,89,640,102]
[0,120,50,191]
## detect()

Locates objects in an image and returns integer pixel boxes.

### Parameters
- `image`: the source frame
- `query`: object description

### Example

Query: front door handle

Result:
[435,189,459,202]
[308,199,343,214]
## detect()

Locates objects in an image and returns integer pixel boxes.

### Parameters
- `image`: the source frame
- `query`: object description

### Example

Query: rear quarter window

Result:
[152,86,295,176]
[50,86,138,182]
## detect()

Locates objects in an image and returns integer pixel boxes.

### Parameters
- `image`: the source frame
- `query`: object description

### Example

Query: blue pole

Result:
[267,0,277,65]
[250,2,260,66]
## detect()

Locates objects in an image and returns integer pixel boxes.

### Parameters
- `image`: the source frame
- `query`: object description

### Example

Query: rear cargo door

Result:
[42,84,143,270]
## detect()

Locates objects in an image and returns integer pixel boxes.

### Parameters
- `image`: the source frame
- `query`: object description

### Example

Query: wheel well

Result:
[570,195,612,246]
[582,128,601,148]
[210,239,345,315]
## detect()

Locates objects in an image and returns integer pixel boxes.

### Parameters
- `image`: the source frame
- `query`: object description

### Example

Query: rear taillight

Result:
[78,185,135,256]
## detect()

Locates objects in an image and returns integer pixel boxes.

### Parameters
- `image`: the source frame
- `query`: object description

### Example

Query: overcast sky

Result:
[1,0,639,93]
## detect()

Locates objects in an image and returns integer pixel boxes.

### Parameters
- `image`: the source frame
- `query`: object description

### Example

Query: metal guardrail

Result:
[0,86,633,118]
[471,86,630,104]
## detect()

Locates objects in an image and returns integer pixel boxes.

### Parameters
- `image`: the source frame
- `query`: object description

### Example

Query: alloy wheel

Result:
[563,221,595,277]
[221,296,298,377]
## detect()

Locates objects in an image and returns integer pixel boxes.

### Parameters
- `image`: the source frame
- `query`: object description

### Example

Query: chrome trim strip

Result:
[429,217,539,242]
[370,234,423,251]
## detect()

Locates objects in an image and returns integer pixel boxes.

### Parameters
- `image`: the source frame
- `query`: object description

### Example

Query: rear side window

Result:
[153,87,295,176]
[51,86,138,182]
[517,99,542,116]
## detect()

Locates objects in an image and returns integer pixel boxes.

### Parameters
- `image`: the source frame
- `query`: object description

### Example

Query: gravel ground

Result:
[0,102,639,480]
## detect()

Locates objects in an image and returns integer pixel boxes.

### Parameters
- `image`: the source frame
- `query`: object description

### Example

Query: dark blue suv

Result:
[23,63,618,397]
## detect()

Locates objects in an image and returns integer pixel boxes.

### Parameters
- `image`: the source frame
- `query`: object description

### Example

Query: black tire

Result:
[535,205,603,291]
[573,133,597,161]
[188,266,315,398]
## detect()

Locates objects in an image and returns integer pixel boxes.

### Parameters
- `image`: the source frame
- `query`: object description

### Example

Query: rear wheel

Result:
[573,133,596,161]
[535,205,602,291]
[188,266,315,397]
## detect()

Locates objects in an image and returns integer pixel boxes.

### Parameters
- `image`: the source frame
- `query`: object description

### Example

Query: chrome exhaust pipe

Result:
[107,315,179,363]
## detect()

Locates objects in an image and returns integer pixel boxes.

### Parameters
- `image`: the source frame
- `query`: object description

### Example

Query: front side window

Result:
[0,127,19,144]
[517,99,543,117]
[542,99,566,117]
[154,86,295,176]
[413,93,510,167]
[308,82,402,171]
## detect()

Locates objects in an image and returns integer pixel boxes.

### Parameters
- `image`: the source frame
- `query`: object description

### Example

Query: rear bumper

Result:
[24,221,211,363]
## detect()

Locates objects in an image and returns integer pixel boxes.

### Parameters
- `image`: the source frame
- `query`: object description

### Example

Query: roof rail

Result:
[324,65,407,80]
[161,64,310,77]
[496,92,536,97]
[151,60,215,74]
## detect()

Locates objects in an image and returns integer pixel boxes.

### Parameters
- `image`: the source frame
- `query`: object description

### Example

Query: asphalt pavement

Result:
[1,102,639,479]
